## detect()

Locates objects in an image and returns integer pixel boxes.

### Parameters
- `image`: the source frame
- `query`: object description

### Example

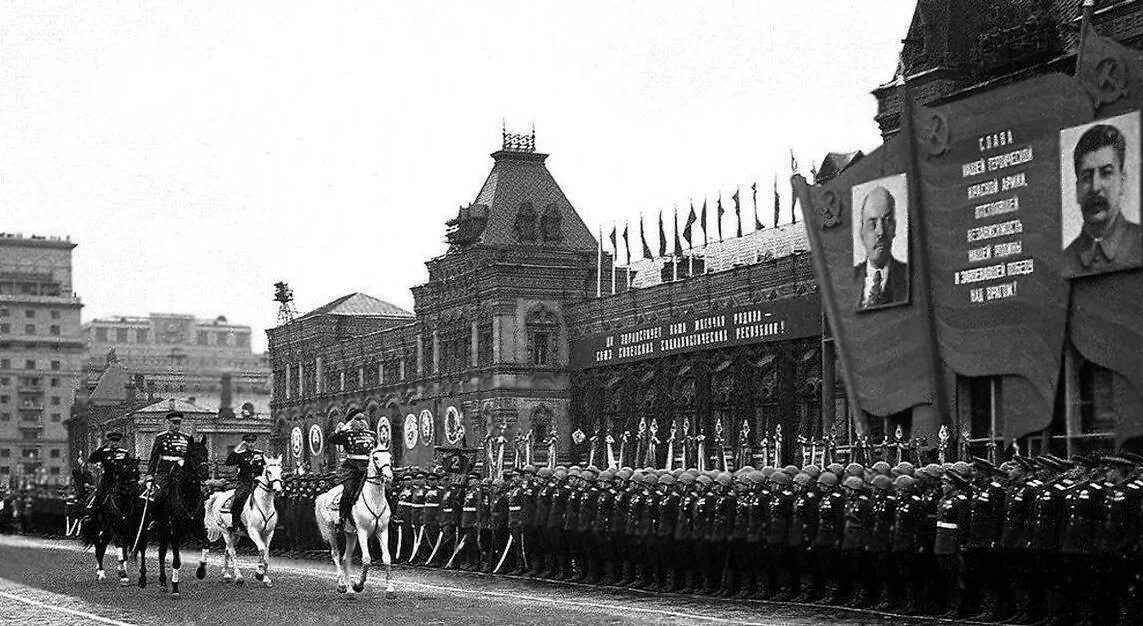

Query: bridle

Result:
[356,453,392,529]
[243,467,282,530]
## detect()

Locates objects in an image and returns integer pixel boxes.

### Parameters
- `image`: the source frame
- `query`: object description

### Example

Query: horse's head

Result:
[188,435,210,482]
[262,455,284,493]
[370,447,393,483]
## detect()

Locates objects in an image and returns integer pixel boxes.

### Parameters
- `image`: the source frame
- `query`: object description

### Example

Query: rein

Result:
[355,462,392,529]
[243,474,281,529]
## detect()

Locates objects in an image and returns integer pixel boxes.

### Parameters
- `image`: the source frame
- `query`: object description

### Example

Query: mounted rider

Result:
[146,411,195,498]
[225,433,266,534]
[83,431,137,523]
[328,408,377,532]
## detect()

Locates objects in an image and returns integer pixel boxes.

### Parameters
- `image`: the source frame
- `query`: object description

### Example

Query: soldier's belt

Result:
[425,503,439,508]
[937,521,959,529]
[412,503,425,508]
[159,455,183,462]
[509,506,522,511]
[462,507,477,512]
[346,454,369,460]
[398,501,412,507]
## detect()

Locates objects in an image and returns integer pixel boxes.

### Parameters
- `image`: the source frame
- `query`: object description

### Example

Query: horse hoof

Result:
[263,579,273,588]
[352,582,364,593]
[119,577,130,587]
[386,589,396,600]
[337,584,347,594]
[254,571,264,582]
[235,578,245,587]
[96,569,105,581]
[195,563,206,580]
[222,574,233,582]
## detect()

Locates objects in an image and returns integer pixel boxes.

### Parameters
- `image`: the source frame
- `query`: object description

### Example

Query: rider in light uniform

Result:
[225,433,266,534]
[327,408,376,532]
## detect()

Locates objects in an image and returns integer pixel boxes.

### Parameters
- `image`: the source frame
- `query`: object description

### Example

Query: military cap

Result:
[893,474,916,489]
[817,471,839,486]
[670,468,684,477]
[973,457,1005,476]
[783,464,800,476]
[346,407,365,421]
[827,463,845,475]
[842,476,865,490]
[537,467,554,478]
[658,473,676,485]
[871,474,892,490]
[166,411,184,422]
[871,461,891,475]
[793,473,812,486]
[1102,455,1136,468]
[845,463,864,477]
[241,433,258,442]
[999,460,1020,473]
[1120,452,1143,465]
[522,465,537,474]
[104,432,124,442]
[892,461,915,476]
[770,471,791,485]
[641,472,657,484]
[761,466,777,477]
[678,473,696,484]
[802,464,821,477]
[748,471,768,485]
[695,474,713,486]
[952,461,972,476]
[715,472,733,486]
[617,468,633,480]
[943,471,970,490]
[568,466,582,477]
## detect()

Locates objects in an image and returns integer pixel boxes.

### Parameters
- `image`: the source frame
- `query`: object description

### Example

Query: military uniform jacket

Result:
[148,431,195,474]
[638,489,658,537]
[88,445,136,483]
[934,490,969,555]
[224,448,266,483]
[674,490,697,541]
[576,485,598,532]
[593,486,616,533]
[546,484,568,529]
[491,488,510,529]
[563,485,583,532]
[395,485,415,524]
[891,492,924,553]
[519,483,537,528]
[422,486,442,526]
[624,488,645,537]
[692,491,715,542]
[656,489,680,538]
[790,489,820,547]
[814,489,846,547]
[507,485,526,529]
[730,490,753,542]
[1060,480,1104,554]
[410,485,428,525]
[328,429,377,467]
[965,480,1004,549]
[460,486,481,528]
[1027,479,1068,551]
[534,483,554,529]
[868,491,897,553]
[842,493,873,551]
[766,488,795,546]
[611,486,632,535]
[439,486,458,527]
[478,485,494,530]
[999,479,1038,549]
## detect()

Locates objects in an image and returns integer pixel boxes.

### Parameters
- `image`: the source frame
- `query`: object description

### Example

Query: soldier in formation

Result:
[389,450,1143,625]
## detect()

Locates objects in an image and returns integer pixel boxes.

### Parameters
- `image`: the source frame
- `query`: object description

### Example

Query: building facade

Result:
[0,233,85,488]
[267,133,834,472]
[82,313,270,418]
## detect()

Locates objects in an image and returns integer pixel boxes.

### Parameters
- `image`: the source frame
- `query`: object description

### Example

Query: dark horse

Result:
[78,459,141,586]
[138,436,209,595]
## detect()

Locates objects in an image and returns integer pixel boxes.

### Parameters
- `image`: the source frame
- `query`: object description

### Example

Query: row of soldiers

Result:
[386,452,1143,625]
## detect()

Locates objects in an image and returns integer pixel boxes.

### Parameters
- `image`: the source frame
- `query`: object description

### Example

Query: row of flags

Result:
[602,178,800,267]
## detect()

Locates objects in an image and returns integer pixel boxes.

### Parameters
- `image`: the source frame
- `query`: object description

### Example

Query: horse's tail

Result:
[204,492,223,543]
[313,487,340,546]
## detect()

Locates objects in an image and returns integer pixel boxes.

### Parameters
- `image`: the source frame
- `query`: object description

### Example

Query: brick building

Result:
[0,233,85,488]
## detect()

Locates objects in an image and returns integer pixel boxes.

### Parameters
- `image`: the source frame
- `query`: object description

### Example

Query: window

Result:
[0,360,6,369]
[0,467,7,475]
[51,413,61,422]
[24,310,34,319]
[50,325,60,336]
[0,324,8,334]
[24,360,34,370]
[137,329,149,343]
[514,202,537,242]
[21,449,37,459]
[95,328,107,341]
[540,204,563,241]
[0,308,7,317]
[217,332,230,346]
[50,378,59,387]
[50,361,60,371]
[0,396,7,404]
[24,324,34,335]
[116,328,128,342]
[51,397,60,406]
[49,449,60,459]
[50,310,60,320]
[0,413,8,422]
[525,305,560,367]
[531,332,550,366]
[0,449,8,457]
[49,466,60,475]
[21,430,37,441]
[198,331,209,345]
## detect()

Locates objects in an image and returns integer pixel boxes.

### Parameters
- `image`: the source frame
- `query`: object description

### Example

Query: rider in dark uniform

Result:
[224,433,265,534]
[146,411,194,497]
[326,408,376,532]
[84,432,136,523]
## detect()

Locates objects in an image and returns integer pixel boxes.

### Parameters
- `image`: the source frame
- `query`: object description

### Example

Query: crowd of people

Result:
[384,453,1143,625]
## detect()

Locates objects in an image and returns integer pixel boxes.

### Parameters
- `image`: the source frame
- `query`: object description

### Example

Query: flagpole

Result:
[610,221,617,295]
[672,207,679,282]
[596,225,602,298]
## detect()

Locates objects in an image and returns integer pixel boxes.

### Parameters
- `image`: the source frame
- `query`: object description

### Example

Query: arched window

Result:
[531,404,554,440]
[540,204,562,242]
[514,203,537,242]
[525,305,559,366]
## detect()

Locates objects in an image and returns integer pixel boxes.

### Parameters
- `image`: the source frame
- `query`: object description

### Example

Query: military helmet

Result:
[802,464,821,477]
[871,474,893,490]
[793,472,812,486]
[782,464,800,476]
[670,468,684,478]
[678,473,696,485]
[748,471,768,485]
[761,466,777,477]
[770,471,791,485]
[845,463,864,477]
[842,476,865,491]
[658,473,676,485]
[871,461,891,475]
[715,472,733,486]
[695,475,713,486]
[817,471,839,486]
[537,467,554,478]
[893,461,915,476]
[952,461,972,476]
[893,474,916,489]
[827,463,845,475]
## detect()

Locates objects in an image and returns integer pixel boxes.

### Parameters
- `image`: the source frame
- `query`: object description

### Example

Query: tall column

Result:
[416,335,424,376]
[379,361,385,386]
[471,320,479,367]
[297,363,304,397]
[285,363,292,400]
[432,329,441,374]
[492,318,502,363]
[315,357,324,394]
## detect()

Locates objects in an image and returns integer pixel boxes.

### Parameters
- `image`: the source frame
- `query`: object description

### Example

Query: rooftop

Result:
[298,292,414,320]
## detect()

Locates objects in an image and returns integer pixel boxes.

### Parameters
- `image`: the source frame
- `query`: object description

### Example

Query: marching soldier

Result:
[326,409,377,534]
[224,433,266,535]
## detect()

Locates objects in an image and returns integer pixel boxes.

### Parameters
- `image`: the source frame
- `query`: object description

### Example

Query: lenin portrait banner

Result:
[797,24,1143,440]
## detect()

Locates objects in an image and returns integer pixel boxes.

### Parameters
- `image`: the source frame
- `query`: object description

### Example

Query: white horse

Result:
[202,455,284,587]
[314,446,394,596]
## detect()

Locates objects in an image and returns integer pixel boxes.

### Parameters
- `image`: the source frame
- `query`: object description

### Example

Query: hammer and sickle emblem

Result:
[921,112,950,157]
[1094,56,1128,104]
[817,190,843,229]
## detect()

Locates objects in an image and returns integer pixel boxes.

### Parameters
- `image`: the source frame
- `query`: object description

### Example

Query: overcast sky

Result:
[1,1,914,352]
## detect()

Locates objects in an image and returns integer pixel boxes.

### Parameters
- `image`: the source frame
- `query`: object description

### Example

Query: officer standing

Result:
[224,433,266,534]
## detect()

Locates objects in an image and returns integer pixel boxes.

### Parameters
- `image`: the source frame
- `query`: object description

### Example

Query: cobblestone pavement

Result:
[0,535,976,625]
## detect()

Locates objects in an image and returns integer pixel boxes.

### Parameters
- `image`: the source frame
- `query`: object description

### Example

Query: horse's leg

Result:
[249,527,270,587]
[329,529,347,593]
[343,529,358,593]
[229,531,244,586]
[380,525,395,598]
[352,524,371,593]
[94,536,107,581]
[170,531,181,596]
[197,542,209,580]
[263,526,276,587]
[158,531,168,591]
[221,533,234,581]
[137,539,148,589]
